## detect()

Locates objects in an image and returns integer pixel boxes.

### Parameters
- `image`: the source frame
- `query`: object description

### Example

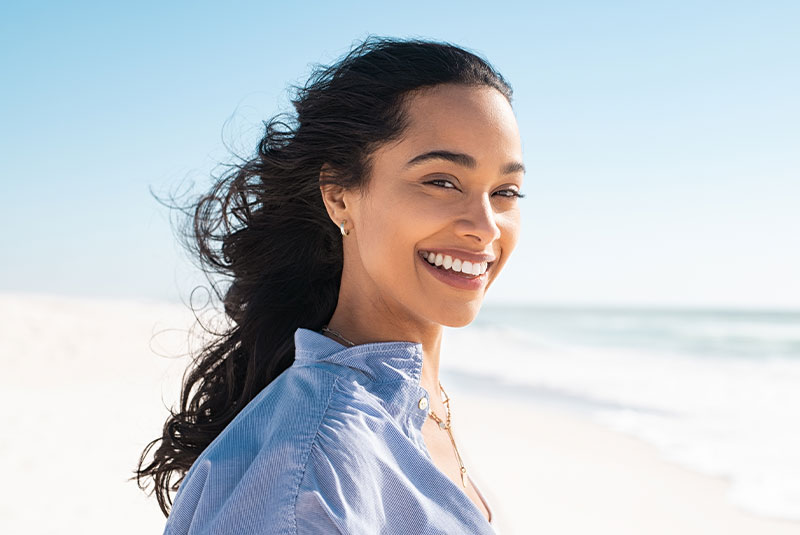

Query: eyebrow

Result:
[405,150,525,175]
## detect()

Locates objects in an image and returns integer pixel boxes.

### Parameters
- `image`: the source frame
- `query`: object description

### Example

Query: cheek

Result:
[491,209,521,279]
[498,209,521,248]
[356,201,416,278]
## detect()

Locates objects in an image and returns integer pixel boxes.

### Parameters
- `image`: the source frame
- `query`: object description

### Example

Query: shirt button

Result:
[418,397,428,410]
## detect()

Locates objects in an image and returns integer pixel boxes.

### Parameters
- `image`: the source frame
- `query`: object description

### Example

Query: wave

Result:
[442,308,800,522]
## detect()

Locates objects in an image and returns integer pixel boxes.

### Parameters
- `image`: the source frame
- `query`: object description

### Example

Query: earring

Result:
[339,220,349,236]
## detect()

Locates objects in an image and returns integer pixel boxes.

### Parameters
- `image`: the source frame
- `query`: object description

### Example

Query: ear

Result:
[319,164,351,230]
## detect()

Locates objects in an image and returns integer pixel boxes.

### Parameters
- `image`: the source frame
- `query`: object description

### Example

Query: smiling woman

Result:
[324,83,525,330]
[136,36,524,535]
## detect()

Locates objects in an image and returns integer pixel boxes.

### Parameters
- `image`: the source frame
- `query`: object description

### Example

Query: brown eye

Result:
[427,179,458,190]
[495,188,524,198]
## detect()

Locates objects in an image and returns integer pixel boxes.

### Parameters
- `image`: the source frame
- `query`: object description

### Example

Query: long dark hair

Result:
[136,36,513,516]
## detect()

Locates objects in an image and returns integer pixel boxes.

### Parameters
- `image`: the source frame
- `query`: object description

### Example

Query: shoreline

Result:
[3,293,797,534]
[452,389,800,535]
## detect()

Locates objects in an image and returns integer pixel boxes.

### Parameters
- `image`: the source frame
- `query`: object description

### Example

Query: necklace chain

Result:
[427,381,469,488]
[320,325,469,488]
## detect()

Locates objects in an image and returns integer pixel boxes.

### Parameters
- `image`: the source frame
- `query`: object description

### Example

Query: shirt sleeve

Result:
[292,390,390,535]
[295,485,345,534]
[162,455,298,535]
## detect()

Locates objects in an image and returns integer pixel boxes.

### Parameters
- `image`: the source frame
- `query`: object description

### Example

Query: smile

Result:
[418,250,490,276]
[416,249,496,291]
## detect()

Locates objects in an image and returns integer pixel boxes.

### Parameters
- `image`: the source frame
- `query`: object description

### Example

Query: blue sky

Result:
[1,1,798,308]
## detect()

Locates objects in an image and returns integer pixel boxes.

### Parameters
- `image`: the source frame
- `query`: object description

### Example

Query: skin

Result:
[319,83,524,516]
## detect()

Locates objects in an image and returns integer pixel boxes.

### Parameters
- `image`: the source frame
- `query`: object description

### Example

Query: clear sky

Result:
[1,1,798,309]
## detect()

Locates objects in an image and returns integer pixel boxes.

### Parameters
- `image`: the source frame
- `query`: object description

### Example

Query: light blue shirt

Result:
[164,327,496,534]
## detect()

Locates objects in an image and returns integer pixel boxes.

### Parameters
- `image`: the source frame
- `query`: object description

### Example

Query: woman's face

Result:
[340,83,524,328]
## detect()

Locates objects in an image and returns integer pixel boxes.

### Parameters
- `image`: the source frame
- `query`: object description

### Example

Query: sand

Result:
[1,293,797,534]
[453,393,800,534]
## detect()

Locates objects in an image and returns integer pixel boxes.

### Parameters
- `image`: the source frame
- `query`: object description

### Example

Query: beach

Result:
[1,293,797,534]
[452,391,800,534]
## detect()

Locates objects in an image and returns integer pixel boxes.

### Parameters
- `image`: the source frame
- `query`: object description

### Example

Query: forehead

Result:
[390,84,522,162]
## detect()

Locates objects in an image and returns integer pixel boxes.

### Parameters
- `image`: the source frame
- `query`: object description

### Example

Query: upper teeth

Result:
[420,251,489,276]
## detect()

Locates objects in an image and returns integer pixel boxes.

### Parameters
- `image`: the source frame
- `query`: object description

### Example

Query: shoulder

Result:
[294,379,428,533]
[164,364,353,535]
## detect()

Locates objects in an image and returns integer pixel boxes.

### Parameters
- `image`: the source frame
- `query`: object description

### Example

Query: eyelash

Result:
[427,179,525,199]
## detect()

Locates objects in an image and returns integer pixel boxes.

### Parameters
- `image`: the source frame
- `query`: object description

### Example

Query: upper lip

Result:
[418,248,497,264]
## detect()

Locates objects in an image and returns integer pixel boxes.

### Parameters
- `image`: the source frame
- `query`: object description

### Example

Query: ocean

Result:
[442,305,800,523]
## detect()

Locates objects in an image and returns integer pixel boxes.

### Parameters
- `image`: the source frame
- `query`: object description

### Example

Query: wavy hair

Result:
[135,36,513,516]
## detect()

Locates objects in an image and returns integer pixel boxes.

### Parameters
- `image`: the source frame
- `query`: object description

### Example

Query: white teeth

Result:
[420,250,490,276]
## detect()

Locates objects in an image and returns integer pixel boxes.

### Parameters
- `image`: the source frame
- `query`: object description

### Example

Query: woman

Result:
[137,36,525,534]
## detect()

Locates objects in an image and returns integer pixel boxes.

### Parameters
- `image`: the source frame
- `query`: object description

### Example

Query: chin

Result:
[435,300,483,328]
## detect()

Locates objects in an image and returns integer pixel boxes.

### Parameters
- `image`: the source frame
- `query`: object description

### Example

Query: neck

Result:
[324,297,443,401]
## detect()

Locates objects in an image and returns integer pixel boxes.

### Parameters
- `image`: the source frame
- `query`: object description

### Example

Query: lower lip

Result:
[418,253,489,291]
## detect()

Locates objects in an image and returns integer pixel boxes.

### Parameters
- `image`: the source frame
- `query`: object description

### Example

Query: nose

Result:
[456,192,501,244]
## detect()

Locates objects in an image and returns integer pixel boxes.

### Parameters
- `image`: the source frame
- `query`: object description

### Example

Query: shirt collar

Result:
[293,327,425,385]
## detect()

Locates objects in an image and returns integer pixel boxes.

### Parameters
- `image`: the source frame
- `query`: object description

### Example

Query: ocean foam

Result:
[442,307,800,522]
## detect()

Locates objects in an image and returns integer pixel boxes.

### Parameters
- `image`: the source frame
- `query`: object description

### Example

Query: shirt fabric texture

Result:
[163,327,497,535]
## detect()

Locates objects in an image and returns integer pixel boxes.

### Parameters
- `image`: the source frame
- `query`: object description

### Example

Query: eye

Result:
[494,188,525,199]
[426,178,458,190]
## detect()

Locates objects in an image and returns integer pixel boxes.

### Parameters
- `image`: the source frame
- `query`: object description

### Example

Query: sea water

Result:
[442,305,800,522]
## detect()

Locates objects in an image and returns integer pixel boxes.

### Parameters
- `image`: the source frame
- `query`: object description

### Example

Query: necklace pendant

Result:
[439,421,448,430]
[460,467,468,488]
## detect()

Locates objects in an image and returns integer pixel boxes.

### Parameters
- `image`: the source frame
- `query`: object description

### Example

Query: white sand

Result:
[453,393,800,534]
[1,293,797,534]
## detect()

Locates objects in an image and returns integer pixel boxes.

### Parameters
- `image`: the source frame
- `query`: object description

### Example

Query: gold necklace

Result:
[428,381,469,488]
[320,326,469,488]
